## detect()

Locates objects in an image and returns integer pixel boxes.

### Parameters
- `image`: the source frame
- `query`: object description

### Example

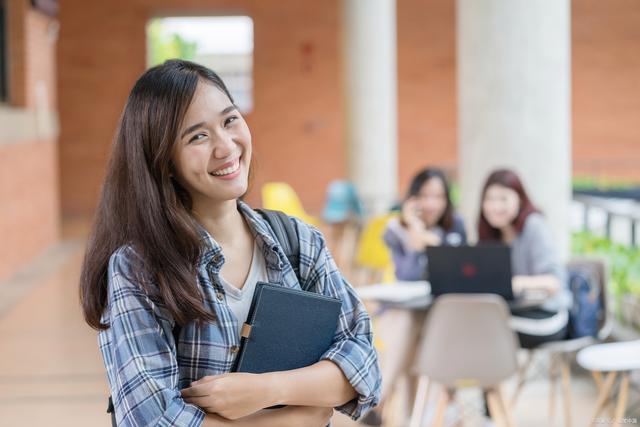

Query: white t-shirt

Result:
[219,241,269,338]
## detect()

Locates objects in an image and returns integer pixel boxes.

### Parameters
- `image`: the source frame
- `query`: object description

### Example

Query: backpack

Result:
[567,266,602,339]
[107,209,301,425]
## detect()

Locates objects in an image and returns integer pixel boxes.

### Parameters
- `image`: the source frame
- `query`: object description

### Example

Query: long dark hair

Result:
[404,167,455,231]
[477,168,539,242]
[80,60,235,330]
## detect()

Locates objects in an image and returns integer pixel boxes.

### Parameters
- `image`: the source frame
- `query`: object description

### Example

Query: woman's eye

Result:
[224,116,238,127]
[189,133,207,143]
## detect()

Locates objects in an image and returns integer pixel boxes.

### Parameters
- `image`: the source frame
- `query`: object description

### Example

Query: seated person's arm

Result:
[512,274,561,296]
[511,215,563,298]
[384,218,428,281]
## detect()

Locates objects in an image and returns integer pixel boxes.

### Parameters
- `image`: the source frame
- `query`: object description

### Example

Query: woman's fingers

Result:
[182,395,209,407]
[180,383,210,398]
[181,374,226,396]
[191,374,223,386]
[180,386,207,399]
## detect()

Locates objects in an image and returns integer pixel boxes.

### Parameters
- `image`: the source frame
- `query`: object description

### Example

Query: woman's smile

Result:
[209,157,241,180]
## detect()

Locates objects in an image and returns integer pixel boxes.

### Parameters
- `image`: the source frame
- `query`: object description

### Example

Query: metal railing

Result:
[574,194,640,247]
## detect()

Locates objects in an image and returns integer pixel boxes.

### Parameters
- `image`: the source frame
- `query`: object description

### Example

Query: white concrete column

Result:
[457,0,572,260]
[342,0,397,216]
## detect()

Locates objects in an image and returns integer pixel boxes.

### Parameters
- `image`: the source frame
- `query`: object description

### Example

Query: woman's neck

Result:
[192,199,247,247]
[500,224,517,244]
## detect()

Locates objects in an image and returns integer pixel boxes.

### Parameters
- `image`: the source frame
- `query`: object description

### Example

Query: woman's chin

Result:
[219,183,249,202]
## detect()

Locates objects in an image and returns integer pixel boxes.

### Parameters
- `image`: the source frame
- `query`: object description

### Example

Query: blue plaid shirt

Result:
[99,201,381,426]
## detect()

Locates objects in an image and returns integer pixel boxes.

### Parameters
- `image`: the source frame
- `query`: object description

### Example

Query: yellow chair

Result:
[261,182,319,226]
[353,213,397,285]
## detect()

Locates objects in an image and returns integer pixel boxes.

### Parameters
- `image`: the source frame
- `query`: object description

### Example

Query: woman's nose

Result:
[212,133,235,159]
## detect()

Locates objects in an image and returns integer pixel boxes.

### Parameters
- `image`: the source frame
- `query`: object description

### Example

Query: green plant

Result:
[147,20,198,67]
[449,181,460,208]
[572,232,640,323]
[572,176,638,191]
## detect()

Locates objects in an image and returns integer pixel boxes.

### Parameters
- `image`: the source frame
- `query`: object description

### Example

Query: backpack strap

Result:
[107,396,116,426]
[255,208,304,288]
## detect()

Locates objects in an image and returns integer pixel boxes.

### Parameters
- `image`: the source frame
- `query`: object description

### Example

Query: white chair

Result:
[577,339,640,424]
[409,294,519,427]
[510,257,612,427]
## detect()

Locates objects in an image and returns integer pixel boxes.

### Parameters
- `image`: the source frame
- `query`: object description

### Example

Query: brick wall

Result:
[57,0,345,216]
[57,0,640,220]
[0,1,59,283]
[397,0,457,191]
[0,140,59,282]
[572,0,640,181]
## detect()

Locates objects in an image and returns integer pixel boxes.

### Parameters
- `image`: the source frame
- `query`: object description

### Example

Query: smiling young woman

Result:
[79,60,381,427]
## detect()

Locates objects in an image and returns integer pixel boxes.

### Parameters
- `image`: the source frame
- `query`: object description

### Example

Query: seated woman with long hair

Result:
[362,168,466,426]
[383,167,467,280]
[79,60,381,426]
[478,168,572,348]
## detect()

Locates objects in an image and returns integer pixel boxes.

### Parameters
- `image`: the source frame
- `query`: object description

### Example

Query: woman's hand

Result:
[401,198,424,230]
[406,227,441,251]
[402,198,442,250]
[181,372,278,420]
[201,406,333,427]
[420,229,442,247]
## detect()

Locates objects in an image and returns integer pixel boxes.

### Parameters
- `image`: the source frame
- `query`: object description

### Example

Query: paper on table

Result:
[355,281,430,303]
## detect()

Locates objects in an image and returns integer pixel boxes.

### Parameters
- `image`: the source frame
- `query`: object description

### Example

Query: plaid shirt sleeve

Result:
[293,219,382,420]
[99,247,205,427]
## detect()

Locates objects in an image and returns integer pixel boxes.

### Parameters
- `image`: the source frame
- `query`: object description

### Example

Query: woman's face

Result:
[482,184,521,229]
[171,81,252,207]
[414,177,448,227]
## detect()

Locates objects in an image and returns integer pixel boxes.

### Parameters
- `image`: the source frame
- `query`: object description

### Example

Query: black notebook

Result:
[232,282,342,374]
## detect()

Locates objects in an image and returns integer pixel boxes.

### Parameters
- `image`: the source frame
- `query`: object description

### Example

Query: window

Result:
[146,16,254,113]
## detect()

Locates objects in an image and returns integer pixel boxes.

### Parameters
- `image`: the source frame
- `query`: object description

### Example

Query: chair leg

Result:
[487,389,509,427]
[332,223,347,270]
[409,376,430,427]
[614,372,630,426]
[560,355,572,427]
[549,353,558,420]
[431,388,449,427]
[592,370,617,417]
[592,371,604,391]
[510,350,534,408]
[591,372,618,422]
[497,385,518,427]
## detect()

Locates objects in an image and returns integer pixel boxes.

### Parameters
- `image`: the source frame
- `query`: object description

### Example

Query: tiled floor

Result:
[0,238,637,427]
[0,246,110,427]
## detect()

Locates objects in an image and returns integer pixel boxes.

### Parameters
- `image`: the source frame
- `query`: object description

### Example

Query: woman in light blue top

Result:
[478,168,571,348]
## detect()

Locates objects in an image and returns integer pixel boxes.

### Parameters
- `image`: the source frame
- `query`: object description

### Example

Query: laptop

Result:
[426,245,537,310]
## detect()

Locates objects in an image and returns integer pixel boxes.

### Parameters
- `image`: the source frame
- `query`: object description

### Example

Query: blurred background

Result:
[0,0,639,426]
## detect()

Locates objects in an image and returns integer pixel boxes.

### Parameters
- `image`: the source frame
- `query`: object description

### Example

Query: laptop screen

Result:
[426,245,514,300]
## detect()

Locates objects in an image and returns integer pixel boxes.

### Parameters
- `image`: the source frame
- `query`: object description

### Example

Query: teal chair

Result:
[322,181,364,275]
[322,180,364,224]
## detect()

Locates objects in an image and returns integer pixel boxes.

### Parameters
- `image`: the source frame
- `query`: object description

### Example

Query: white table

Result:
[576,340,640,424]
[355,281,432,310]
